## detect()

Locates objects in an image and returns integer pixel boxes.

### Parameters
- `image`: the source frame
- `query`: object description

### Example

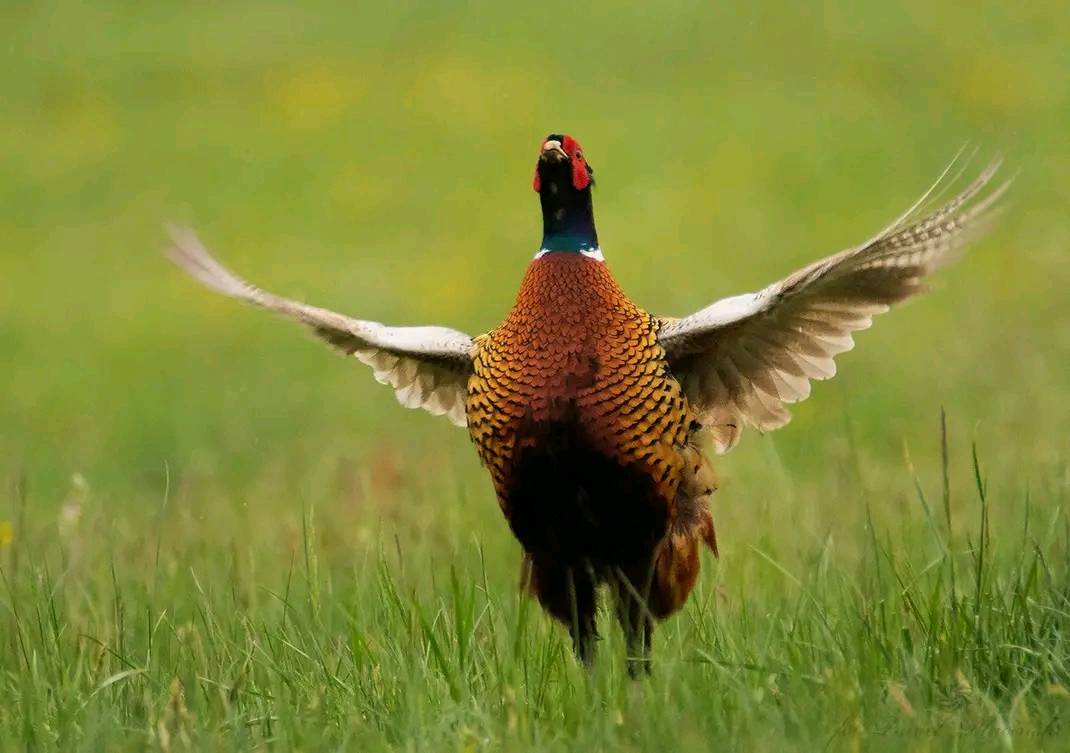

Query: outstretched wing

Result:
[659,154,1010,453]
[167,227,475,426]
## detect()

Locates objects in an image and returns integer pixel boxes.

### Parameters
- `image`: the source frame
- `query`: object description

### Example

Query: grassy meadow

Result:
[2,1,1069,750]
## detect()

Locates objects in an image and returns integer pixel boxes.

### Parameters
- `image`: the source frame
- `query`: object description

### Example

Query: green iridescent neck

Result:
[539,230,599,253]
[539,192,598,252]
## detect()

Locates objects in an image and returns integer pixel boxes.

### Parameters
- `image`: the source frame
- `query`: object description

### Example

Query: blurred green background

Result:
[1,0,1068,577]
[2,2,1070,749]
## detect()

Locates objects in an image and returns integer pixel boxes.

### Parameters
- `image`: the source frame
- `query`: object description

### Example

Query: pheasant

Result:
[169,134,1006,672]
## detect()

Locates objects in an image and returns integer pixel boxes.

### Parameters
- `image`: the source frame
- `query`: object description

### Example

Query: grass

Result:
[2,0,1069,750]
[3,424,1069,751]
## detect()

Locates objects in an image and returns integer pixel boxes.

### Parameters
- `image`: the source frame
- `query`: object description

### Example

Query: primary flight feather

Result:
[169,136,1005,673]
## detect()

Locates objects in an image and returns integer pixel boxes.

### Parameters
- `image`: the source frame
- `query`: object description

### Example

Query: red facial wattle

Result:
[561,135,591,191]
[533,134,591,193]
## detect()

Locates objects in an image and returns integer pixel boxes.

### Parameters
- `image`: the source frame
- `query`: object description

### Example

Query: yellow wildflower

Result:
[0,520,12,548]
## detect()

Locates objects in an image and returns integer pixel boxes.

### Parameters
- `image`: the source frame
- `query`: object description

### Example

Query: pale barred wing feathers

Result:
[659,156,1009,453]
[167,227,474,426]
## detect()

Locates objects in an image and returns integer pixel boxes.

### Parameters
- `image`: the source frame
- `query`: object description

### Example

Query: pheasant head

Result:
[533,134,598,254]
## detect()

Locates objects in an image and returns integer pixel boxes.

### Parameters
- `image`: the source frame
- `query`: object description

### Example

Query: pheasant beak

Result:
[540,140,568,163]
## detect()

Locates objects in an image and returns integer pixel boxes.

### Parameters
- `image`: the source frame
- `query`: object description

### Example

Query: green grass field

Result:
[2,2,1069,750]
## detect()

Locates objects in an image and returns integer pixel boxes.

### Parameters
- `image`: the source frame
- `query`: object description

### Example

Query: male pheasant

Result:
[169,134,1006,672]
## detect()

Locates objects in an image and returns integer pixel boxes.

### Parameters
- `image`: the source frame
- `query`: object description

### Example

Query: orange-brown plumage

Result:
[468,251,716,668]
[469,254,686,503]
